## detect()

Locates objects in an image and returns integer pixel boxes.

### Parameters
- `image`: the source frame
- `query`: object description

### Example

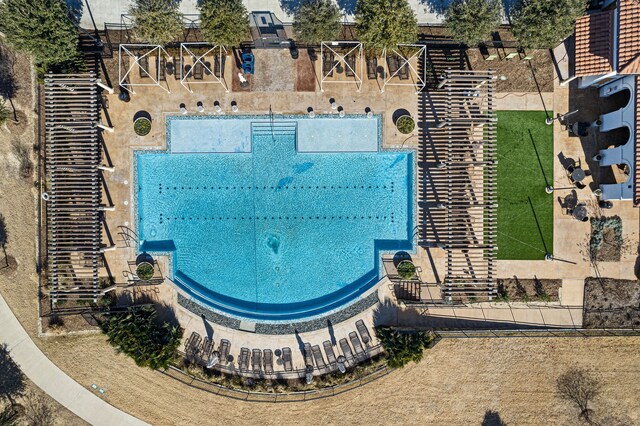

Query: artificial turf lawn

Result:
[496,111,554,260]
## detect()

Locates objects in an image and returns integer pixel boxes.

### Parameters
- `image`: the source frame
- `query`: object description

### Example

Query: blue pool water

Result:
[137,115,414,320]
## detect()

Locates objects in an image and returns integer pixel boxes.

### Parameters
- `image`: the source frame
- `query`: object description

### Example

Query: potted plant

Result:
[134,116,152,136]
[136,261,155,281]
[397,260,416,280]
[396,115,415,134]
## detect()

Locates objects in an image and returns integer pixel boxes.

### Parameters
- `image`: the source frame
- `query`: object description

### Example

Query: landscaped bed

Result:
[496,111,554,260]
[583,277,640,329]
[496,278,561,303]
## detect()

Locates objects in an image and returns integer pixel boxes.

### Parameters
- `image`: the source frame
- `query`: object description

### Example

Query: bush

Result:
[444,0,502,47]
[100,305,183,369]
[0,0,80,70]
[134,117,151,136]
[0,99,11,127]
[136,262,155,280]
[293,0,342,45]
[375,327,433,368]
[355,0,417,52]
[130,0,184,45]
[511,0,586,49]
[198,0,249,48]
[396,115,415,134]
[397,260,416,280]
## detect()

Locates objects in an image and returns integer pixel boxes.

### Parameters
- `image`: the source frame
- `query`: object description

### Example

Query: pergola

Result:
[119,44,171,93]
[180,43,229,93]
[381,44,427,94]
[320,41,363,92]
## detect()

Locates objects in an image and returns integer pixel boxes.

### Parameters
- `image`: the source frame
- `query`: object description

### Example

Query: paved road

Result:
[0,293,148,426]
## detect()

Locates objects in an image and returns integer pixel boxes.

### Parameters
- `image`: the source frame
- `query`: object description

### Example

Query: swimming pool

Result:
[137,115,414,320]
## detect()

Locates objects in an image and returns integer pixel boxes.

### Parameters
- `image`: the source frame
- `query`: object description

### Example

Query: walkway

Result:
[0,294,148,426]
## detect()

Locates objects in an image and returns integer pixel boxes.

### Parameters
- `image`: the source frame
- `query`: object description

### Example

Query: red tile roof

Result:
[618,0,640,74]
[574,10,614,77]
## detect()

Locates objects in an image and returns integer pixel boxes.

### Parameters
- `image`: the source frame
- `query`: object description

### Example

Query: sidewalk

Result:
[0,294,148,426]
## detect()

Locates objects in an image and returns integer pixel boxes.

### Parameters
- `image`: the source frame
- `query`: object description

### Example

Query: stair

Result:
[251,121,297,137]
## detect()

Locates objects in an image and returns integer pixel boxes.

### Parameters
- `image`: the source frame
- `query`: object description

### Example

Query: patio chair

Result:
[303,343,313,367]
[158,57,166,81]
[323,340,337,366]
[282,347,293,372]
[219,339,230,363]
[311,345,326,370]
[356,320,372,345]
[263,349,274,374]
[322,51,335,77]
[138,56,150,78]
[349,331,365,359]
[214,55,226,78]
[339,338,354,366]
[239,347,250,372]
[505,52,518,60]
[345,54,356,77]
[251,349,262,374]
[193,61,204,80]
[386,54,399,76]
[366,56,377,80]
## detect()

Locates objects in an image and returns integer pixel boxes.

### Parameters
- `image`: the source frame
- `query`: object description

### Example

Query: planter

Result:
[136,261,155,281]
[397,260,416,280]
[134,117,151,136]
[396,115,415,134]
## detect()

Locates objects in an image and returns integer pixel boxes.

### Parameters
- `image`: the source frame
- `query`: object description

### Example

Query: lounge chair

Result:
[345,54,356,77]
[303,343,313,367]
[349,331,365,359]
[172,58,181,80]
[311,345,326,370]
[239,347,250,371]
[251,349,262,374]
[339,338,354,366]
[214,55,226,78]
[185,331,202,358]
[282,347,293,372]
[322,51,334,77]
[158,57,166,81]
[366,56,377,80]
[263,349,274,374]
[386,55,399,76]
[193,60,204,80]
[138,56,149,78]
[219,339,230,363]
[201,337,214,360]
[398,60,409,80]
[323,340,337,366]
[356,320,372,345]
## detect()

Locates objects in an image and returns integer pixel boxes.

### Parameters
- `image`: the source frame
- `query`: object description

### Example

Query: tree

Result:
[100,306,182,369]
[129,0,184,45]
[556,368,602,423]
[0,405,18,426]
[375,327,433,368]
[355,0,417,52]
[198,0,249,48]
[0,344,24,407]
[0,0,80,68]
[444,0,502,47]
[293,0,342,45]
[0,100,10,127]
[510,0,586,49]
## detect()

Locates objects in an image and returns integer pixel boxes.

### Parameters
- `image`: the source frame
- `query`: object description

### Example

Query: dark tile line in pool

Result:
[177,292,379,335]
[159,215,394,222]
[157,185,394,191]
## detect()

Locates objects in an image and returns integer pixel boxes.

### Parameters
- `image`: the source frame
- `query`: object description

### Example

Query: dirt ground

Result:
[497,278,562,302]
[584,278,640,329]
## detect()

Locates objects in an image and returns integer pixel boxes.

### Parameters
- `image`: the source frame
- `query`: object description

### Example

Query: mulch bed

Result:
[497,278,561,302]
[295,50,317,92]
[583,277,640,329]
[590,216,623,262]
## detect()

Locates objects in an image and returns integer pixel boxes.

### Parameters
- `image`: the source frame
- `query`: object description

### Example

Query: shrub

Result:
[134,117,151,136]
[100,305,183,369]
[136,262,155,280]
[396,115,415,134]
[198,0,249,48]
[355,0,417,52]
[589,216,623,259]
[444,0,503,47]
[375,327,433,368]
[397,260,416,280]
[511,0,586,49]
[129,0,184,45]
[0,99,11,127]
[0,0,80,70]
[293,0,342,45]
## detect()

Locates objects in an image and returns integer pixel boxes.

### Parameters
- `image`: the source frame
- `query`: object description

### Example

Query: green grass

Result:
[496,111,554,260]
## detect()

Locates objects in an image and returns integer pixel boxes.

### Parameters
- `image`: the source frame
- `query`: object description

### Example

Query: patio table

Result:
[571,168,586,182]
[572,204,588,221]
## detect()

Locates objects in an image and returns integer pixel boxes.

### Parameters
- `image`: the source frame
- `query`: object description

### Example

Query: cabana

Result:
[180,43,229,93]
[381,44,427,94]
[320,41,363,92]
[119,44,172,93]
